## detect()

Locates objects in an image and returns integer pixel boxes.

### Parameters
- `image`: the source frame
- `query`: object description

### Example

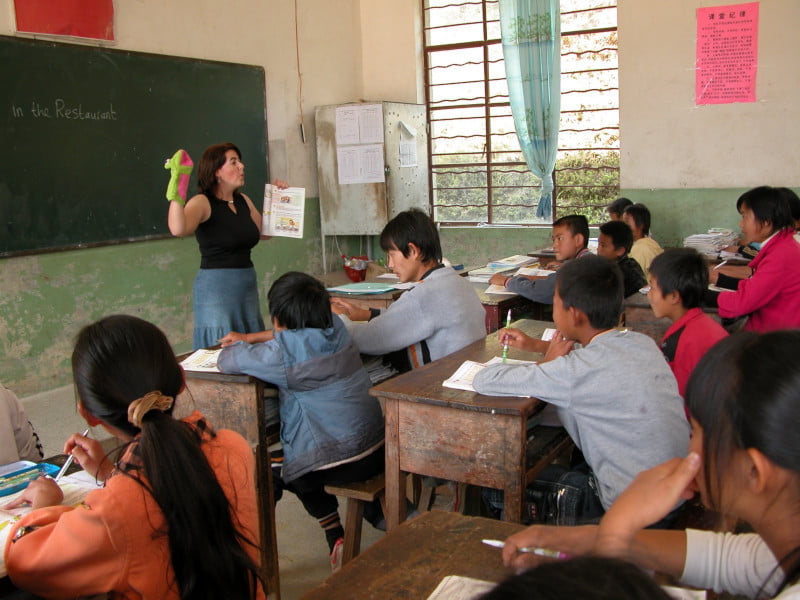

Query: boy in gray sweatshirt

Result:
[474,255,689,524]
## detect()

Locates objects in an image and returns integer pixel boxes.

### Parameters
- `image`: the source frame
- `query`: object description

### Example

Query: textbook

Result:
[467,264,517,283]
[180,348,222,372]
[261,185,306,239]
[443,356,536,392]
[486,254,538,268]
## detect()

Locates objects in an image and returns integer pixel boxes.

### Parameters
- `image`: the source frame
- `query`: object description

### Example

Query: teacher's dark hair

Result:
[735,186,793,233]
[480,556,672,600]
[72,315,262,600]
[198,142,242,199]
[556,254,623,330]
[380,208,442,263]
[268,271,333,330]
[685,330,800,593]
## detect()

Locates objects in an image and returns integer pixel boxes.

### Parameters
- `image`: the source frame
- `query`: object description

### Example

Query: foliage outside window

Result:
[423,0,619,225]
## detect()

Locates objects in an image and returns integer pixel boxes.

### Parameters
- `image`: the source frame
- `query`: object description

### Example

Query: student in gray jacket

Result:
[474,255,689,524]
[332,209,485,371]
[218,272,384,567]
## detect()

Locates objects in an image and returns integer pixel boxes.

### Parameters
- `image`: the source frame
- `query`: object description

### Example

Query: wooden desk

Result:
[177,367,281,600]
[371,320,551,531]
[300,511,523,600]
[527,246,557,267]
[623,293,721,343]
[472,282,549,332]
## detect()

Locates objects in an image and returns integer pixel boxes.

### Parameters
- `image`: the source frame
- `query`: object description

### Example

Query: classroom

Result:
[1,1,799,599]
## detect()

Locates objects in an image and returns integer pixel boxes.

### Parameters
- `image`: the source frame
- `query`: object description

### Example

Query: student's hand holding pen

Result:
[501,524,597,570]
[542,330,574,363]
[64,430,112,482]
[499,328,547,354]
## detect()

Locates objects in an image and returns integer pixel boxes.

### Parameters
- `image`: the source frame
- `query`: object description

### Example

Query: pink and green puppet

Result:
[164,149,194,205]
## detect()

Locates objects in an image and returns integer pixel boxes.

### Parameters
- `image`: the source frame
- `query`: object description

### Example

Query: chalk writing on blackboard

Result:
[10,99,118,120]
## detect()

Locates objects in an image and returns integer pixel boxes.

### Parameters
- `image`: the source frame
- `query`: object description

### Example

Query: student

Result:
[596,220,647,297]
[4,315,264,600]
[332,209,485,371]
[622,203,663,274]
[167,142,289,350]
[709,186,800,332]
[648,249,728,398]
[473,255,688,523]
[606,197,633,221]
[489,215,592,304]
[0,383,43,465]
[217,272,384,570]
[480,556,672,600]
[500,330,800,600]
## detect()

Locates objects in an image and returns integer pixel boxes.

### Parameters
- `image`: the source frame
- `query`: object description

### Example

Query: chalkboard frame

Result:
[0,35,269,258]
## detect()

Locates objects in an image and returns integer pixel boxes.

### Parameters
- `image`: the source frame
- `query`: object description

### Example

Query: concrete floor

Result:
[19,384,385,600]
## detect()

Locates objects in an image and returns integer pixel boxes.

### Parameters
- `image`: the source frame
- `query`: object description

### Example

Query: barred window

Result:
[423,0,619,225]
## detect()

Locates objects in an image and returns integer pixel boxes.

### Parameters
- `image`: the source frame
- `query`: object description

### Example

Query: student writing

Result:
[332,209,485,372]
[474,255,689,524]
[500,330,800,599]
[217,272,385,571]
[4,315,264,600]
[709,186,800,332]
[490,215,592,304]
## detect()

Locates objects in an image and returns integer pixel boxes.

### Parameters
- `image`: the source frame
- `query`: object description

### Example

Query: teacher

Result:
[168,142,286,349]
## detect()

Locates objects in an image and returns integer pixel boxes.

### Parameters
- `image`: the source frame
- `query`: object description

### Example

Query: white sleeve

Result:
[681,529,784,597]
[0,385,41,463]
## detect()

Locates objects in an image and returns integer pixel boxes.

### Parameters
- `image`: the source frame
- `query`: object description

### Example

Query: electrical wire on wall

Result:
[294,0,305,144]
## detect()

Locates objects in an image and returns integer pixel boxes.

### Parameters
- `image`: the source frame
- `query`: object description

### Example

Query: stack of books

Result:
[683,229,738,257]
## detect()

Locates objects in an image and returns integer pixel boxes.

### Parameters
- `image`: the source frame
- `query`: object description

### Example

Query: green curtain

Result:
[499,0,561,218]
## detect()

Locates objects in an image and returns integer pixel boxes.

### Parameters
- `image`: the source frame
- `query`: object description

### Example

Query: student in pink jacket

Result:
[710,186,800,332]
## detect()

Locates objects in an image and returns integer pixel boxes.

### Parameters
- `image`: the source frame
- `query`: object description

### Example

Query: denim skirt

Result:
[192,267,265,349]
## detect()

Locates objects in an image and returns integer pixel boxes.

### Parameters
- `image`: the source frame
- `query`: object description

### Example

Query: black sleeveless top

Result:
[195,192,260,269]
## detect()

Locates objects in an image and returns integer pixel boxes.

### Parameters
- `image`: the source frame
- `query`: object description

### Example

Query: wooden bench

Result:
[324,473,387,566]
[525,425,574,484]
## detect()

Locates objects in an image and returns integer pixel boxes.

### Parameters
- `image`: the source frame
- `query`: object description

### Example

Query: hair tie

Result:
[127,391,174,428]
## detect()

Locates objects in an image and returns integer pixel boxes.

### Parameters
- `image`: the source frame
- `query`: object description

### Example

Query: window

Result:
[423,0,619,225]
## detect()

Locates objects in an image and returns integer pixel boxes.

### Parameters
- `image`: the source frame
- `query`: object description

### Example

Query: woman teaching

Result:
[168,142,287,349]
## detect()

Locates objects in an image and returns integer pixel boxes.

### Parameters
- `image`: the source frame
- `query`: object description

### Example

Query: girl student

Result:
[4,315,264,600]
[709,185,800,331]
[500,330,800,598]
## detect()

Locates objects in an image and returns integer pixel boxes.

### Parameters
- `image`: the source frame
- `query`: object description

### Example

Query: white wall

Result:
[618,0,800,189]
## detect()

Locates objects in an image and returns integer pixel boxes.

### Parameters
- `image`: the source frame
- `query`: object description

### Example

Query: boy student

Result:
[622,203,663,274]
[606,197,633,221]
[489,215,591,304]
[596,220,647,297]
[0,383,43,464]
[218,272,385,570]
[473,255,689,523]
[648,249,728,398]
[331,209,485,371]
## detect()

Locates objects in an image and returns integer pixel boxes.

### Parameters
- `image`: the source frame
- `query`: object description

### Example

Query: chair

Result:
[324,473,387,565]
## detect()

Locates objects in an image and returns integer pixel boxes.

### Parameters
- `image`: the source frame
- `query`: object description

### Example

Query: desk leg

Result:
[482,304,500,334]
[257,442,280,599]
[502,418,526,523]
[385,399,407,531]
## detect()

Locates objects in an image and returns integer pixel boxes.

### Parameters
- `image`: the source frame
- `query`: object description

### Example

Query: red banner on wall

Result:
[14,0,114,41]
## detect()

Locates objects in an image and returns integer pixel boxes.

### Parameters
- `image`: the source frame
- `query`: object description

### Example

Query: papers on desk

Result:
[487,254,538,268]
[375,272,400,279]
[443,356,536,392]
[0,469,102,578]
[426,575,495,600]
[484,284,516,295]
[683,229,738,256]
[326,282,397,294]
[180,348,222,372]
[516,266,554,277]
[467,264,517,283]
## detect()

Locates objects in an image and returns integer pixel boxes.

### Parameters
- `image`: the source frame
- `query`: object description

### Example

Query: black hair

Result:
[735,186,793,233]
[606,197,633,218]
[623,203,652,236]
[556,254,623,329]
[599,220,634,254]
[553,214,590,249]
[480,556,672,600]
[648,248,707,309]
[268,271,333,330]
[72,315,262,600]
[777,187,800,223]
[198,142,242,198]
[685,330,800,593]
[379,208,442,263]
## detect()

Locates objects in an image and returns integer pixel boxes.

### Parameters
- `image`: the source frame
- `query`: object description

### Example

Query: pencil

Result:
[54,428,90,482]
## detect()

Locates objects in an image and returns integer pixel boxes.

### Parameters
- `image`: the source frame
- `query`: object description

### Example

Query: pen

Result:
[482,539,570,559]
[501,309,512,363]
[55,428,90,482]
[713,259,728,270]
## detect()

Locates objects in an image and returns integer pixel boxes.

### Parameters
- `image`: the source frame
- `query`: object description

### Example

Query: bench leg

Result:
[342,498,365,565]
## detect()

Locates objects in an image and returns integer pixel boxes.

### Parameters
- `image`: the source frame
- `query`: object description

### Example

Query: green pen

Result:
[501,309,512,362]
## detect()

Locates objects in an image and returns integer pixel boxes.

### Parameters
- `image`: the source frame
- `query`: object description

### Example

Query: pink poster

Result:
[696,2,759,105]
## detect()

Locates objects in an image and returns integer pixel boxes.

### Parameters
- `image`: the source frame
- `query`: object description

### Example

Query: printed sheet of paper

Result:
[261,186,305,238]
[484,284,516,295]
[337,144,385,184]
[696,3,759,104]
[426,575,496,600]
[399,120,417,167]
[443,357,536,392]
[335,103,384,145]
[180,348,222,372]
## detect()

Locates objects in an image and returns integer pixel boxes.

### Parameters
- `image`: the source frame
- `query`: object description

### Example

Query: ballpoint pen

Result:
[501,308,512,363]
[482,539,570,559]
[55,428,91,482]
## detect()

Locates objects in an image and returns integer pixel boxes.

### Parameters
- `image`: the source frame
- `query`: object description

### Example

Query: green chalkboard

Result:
[0,35,268,257]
